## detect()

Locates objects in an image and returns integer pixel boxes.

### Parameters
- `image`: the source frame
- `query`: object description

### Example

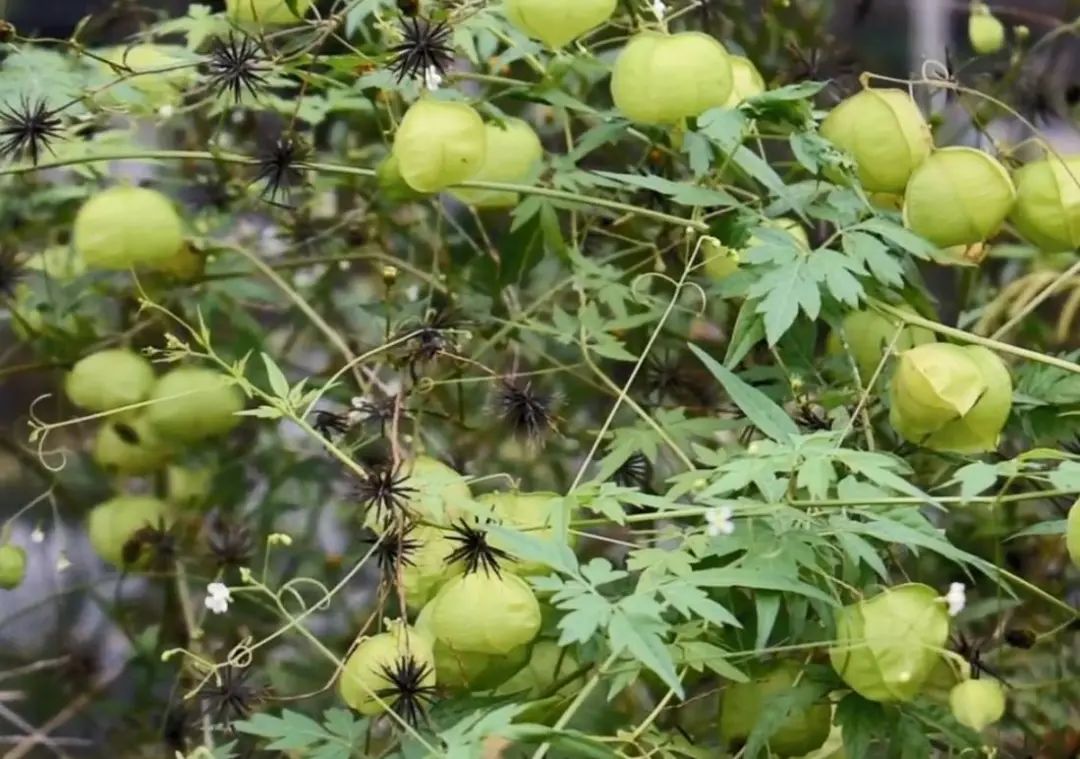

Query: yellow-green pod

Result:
[391,99,487,193]
[969,4,1006,54]
[428,571,541,654]
[87,496,172,567]
[889,343,987,439]
[724,56,766,108]
[949,679,1006,730]
[226,0,313,25]
[339,622,435,715]
[73,186,184,270]
[145,368,244,444]
[504,0,616,49]
[93,417,174,476]
[922,346,1011,454]
[449,119,543,209]
[1009,155,1080,252]
[720,662,832,756]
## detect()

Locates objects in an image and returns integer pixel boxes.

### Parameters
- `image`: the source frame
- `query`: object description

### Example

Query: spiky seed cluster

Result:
[206,33,270,103]
[200,665,264,731]
[371,526,420,582]
[356,465,417,526]
[495,380,556,443]
[122,518,177,570]
[0,248,23,298]
[254,137,308,204]
[376,655,436,727]
[206,514,254,570]
[389,16,454,83]
[312,409,350,440]
[0,97,63,166]
[445,519,509,576]
[611,451,652,491]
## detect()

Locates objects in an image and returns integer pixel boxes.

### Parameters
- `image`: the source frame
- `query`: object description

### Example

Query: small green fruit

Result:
[969,4,1006,55]
[476,491,571,575]
[504,0,616,49]
[724,56,766,107]
[949,679,1006,730]
[449,119,543,209]
[827,308,935,381]
[226,0,313,25]
[820,89,933,194]
[496,640,581,698]
[920,346,1012,454]
[1066,499,1080,569]
[0,544,28,590]
[829,583,951,702]
[1009,155,1080,252]
[720,662,831,756]
[166,465,215,509]
[391,99,487,193]
[611,31,733,125]
[87,495,172,567]
[405,456,474,525]
[145,367,244,444]
[65,349,156,412]
[93,417,173,475]
[339,622,436,715]
[903,147,1017,247]
[73,186,184,270]
[889,343,987,439]
[400,525,465,608]
[429,571,542,654]
[702,239,741,281]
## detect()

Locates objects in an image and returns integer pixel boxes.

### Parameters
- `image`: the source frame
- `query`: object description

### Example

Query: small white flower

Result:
[158,104,176,119]
[423,66,443,91]
[945,582,966,617]
[651,0,667,20]
[30,527,45,544]
[204,582,232,615]
[705,506,735,537]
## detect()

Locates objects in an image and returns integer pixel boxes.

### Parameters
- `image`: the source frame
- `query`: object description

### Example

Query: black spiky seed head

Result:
[254,137,308,205]
[206,32,270,103]
[397,0,420,16]
[611,451,652,491]
[1003,628,1037,650]
[122,518,178,571]
[368,526,420,583]
[0,248,24,298]
[0,96,63,166]
[312,409,351,440]
[206,514,254,570]
[376,655,437,728]
[388,16,454,83]
[494,379,556,444]
[356,465,417,526]
[444,519,509,577]
[200,665,265,732]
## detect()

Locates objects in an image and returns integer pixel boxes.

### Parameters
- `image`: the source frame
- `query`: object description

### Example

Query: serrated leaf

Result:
[261,353,290,399]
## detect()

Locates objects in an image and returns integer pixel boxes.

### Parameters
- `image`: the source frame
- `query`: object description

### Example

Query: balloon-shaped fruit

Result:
[391,99,486,193]
[415,602,529,689]
[1009,155,1080,252]
[889,343,988,439]
[0,544,27,590]
[919,346,1012,453]
[903,147,1016,247]
[724,56,766,107]
[145,367,244,444]
[449,119,543,208]
[399,525,465,608]
[475,491,571,575]
[950,678,1006,730]
[226,0,313,25]
[87,495,172,567]
[504,0,616,49]
[820,88,933,194]
[969,3,1006,54]
[720,662,832,756]
[827,308,935,381]
[166,465,215,509]
[701,238,741,281]
[339,621,436,718]
[65,349,156,412]
[73,186,184,270]
[93,417,173,475]
[611,32,733,125]
[829,583,951,702]
[376,154,427,204]
[1066,499,1080,569]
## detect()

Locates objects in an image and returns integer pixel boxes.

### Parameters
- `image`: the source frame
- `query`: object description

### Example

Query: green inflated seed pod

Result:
[226,0,313,25]
[428,571,541,654]
[827,308,935,381]
[1066,499,1080,569]
[1009,155,1080,252]
[339,622,436,715]
[724,56,766,108]
[969,3,1006,55]
[720,661,832,756]
[65,349,156,413]
[400,525,465,609]
[391,99,486,193]
[93,417,174,476]
[449,119,543,209]
[102,44,192,104]
[145,367,244,444]
[504,0,616,49]
[950,679,1006,730]
[475,491,572,575]
[889,343,988,439]
[415,603,528,690]
[87,495,172,567]
[0,544,27,590]
[921,346,1012,454]
[903,147,1017,247]
[829,583,950,702]
[611,31,733,125]
[73,186,184,271]
[820,88,933,194]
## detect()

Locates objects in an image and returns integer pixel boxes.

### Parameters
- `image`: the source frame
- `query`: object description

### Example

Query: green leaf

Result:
[843,230,905,287]
[261,353,290,399]
[690,567,836,605]
[589,171,736,207]
[747,258,820,344]
[744,675,831,758]
[835,693,887,759]
[608,610,684,698]
[724,299,766,368]
[1006,519,1067,540]
[488,522,578,575]
[689,344,799,442]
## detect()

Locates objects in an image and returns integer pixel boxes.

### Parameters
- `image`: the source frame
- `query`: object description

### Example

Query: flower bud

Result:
[889,343,988,439]
[829,583,951,702]
[428,571,542,654]
[919,346,1011,453]
[1009,155,1080,252]
[720,661,831,755]
[391,99,487,193]
[724,56,766,107]
[903,147,1016,247]
[0,544,27,590]
[74,186,184,271]
[339,622,436,715]
[449,119,543,209]
[827,308,935,381]
[1067,499,1080,569]
[820,89,933,194]
[611,32,733,125]
[87,496,172,567]
[504,0,616,49]
[969,4,1006,55]
[949,679,1006,730]
[66,349,156,412]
